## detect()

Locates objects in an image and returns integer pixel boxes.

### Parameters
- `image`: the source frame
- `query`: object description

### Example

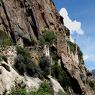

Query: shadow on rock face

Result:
[1,64,10,72]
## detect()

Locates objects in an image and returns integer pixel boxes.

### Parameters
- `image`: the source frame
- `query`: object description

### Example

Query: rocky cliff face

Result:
[0,0,65,45]
[0,0,94,95]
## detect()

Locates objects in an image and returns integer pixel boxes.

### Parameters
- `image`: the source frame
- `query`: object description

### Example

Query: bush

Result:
[39,30,56,46]
[0,30,14,47]
[14,46,41,77]
[8,81,26,95]
[36,81,54,95]
[39,55,51,77]
[51,64,71,89]
[14,54,26,75]
[16,46,31,59]
[0,29,8,39]
[0,38,14,47]
[26,62,41,77]
[8,87,29,95]
[8,81,54,95]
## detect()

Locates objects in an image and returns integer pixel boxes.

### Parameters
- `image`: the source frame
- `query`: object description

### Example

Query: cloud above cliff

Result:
[59,8,84,35]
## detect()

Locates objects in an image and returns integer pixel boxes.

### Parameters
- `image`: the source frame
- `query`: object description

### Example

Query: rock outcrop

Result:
[48,75,66,95]
[0,60,42,95]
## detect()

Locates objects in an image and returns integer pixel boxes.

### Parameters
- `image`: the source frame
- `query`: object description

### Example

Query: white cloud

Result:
[83,55,89,61]
[70,36,75,43]
[84,54,95,62]
[77,29,84,35]
[59,8,84,35]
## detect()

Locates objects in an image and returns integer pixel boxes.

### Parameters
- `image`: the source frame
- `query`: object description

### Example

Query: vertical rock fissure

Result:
[41,12,49,29]
[1,0,16,44]
[28,0,40,39]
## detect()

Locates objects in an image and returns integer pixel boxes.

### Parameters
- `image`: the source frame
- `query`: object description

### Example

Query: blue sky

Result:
[53,0,95,70]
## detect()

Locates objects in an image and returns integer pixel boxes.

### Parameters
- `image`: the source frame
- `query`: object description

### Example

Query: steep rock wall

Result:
[0,0,94,95]
[0,0,65,45]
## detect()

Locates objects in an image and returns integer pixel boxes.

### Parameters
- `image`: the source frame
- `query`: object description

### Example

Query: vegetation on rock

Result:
[39,55,51,77]
[39,30,57,46]
[8,81,54,95]
[0,30,14,47]
[14,46,41,77]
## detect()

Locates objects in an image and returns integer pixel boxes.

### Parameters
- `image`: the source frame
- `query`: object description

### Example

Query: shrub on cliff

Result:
[39,30,57,46]
[0,30,14,47]
[14,54,26,75]
[14,46,40,77]
[39,55,51,77]
[36,81,54,95]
